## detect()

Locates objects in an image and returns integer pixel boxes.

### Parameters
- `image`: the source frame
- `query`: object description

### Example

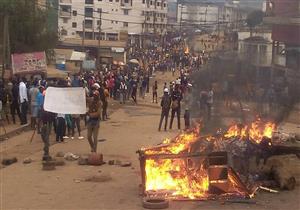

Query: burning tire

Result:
[142,197,169,209]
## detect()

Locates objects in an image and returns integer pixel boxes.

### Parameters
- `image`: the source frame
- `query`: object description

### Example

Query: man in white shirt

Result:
[19,77,28,125]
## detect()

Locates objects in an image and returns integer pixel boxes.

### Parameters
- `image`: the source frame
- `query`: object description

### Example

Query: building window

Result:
[111,20,114,24]
[150,1,152,5]
[157,2,160,6]
[107,33,118,41]
[85,7,93,17]
[73,10,77,16]
[142,11,144,16]
[109,0,113,2]
[63,18,68,23]
[163,3,166,7]
[124,0,129,3]
[85,0,94,4]
[98,0,102,1]
[85,19,93,29]
[116,21,118,24]
[97,20,100,25]
[142,0,145,3]
[124,9,129,15]
[123,22,128,27]
[72,22,77,28]
[98,8,102,13]
[116,0,119,2]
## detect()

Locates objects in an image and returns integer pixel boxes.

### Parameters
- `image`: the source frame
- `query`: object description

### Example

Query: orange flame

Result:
[142,120,275,199]
[145,159,209,199]
[224,119,276,144]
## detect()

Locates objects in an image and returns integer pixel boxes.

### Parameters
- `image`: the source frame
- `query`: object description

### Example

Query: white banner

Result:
[44,87,86,114]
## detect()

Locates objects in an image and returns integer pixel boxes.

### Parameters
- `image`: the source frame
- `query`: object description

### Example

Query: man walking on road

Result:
[158,88,171,131]
[169,83,183,130]
[87,90,101,153]
[19,77,28,125]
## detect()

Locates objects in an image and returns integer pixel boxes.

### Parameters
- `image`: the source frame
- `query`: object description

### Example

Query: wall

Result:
[58,0,168,40]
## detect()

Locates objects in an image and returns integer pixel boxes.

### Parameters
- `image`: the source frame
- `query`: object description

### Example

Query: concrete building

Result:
[176,0,244,32]
[58,0,168,41]
[264,0,300,96]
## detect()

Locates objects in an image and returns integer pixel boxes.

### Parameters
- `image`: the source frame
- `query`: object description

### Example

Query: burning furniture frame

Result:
[137,145,251,200]
[137,119,299,200]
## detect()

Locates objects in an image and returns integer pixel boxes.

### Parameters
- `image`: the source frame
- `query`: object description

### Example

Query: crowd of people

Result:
[0,35,211,160]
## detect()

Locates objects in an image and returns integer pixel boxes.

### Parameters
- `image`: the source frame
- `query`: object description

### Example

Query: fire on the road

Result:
[141,120,276,199]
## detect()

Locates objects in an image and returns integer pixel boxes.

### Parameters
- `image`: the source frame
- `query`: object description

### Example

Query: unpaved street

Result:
[1,72,299,210]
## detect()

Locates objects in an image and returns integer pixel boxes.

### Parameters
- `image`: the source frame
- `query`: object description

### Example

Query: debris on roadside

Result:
[64,152,80,161]
[87,153,104,166]
[23,158,32,164]
[56,151,65,158]
[2,157,18,166]
[78,156,89,165]
[84,174,112,183]
[120,161,132,167]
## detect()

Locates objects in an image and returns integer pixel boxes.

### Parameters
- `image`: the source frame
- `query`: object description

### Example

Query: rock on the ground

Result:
[2,157,18,166]
[120,161,132,167]
[84,174,112,182]
[23,158,32,164]
[78,157,89,165]
[87,153,104,166]
[56,151,65,157]
[64,152,80,161]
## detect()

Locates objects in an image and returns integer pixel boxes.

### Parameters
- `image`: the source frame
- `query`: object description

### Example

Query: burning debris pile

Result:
[137,119,300,200]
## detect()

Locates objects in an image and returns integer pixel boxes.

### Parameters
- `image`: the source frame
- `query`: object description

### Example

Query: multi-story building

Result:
[264,0,300,96]
[58,0,168,41]
[176,0,244,32]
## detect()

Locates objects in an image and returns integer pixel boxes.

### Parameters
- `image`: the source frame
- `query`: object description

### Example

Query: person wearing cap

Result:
[86,90,101,153]
[158,88,171,131]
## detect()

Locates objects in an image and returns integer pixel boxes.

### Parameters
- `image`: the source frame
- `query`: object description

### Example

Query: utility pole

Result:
[98,9,102,68]
[179,5,183,32]
[98,9,102,66]
[82,20,85,51]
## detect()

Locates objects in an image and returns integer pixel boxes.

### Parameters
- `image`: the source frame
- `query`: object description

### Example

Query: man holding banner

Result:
[44,87,101,152]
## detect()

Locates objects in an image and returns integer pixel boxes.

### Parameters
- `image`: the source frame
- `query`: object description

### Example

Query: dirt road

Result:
[1,72,299,210]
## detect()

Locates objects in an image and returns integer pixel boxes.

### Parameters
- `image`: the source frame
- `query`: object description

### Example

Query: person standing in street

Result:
[184,87,192,129]
[119,80,127,104]
[152,81,158,103]
[207,86,214,121]
[87,90,101,153]
[169,84,183,130]
[131,80,137,104]
[40,108,54,161]
[19,77,28,125]
[158,88,171,131]
[29,80,39,129]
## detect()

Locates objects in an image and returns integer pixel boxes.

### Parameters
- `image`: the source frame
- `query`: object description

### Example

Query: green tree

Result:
[246,10,264,37]
[0,0,57,54]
